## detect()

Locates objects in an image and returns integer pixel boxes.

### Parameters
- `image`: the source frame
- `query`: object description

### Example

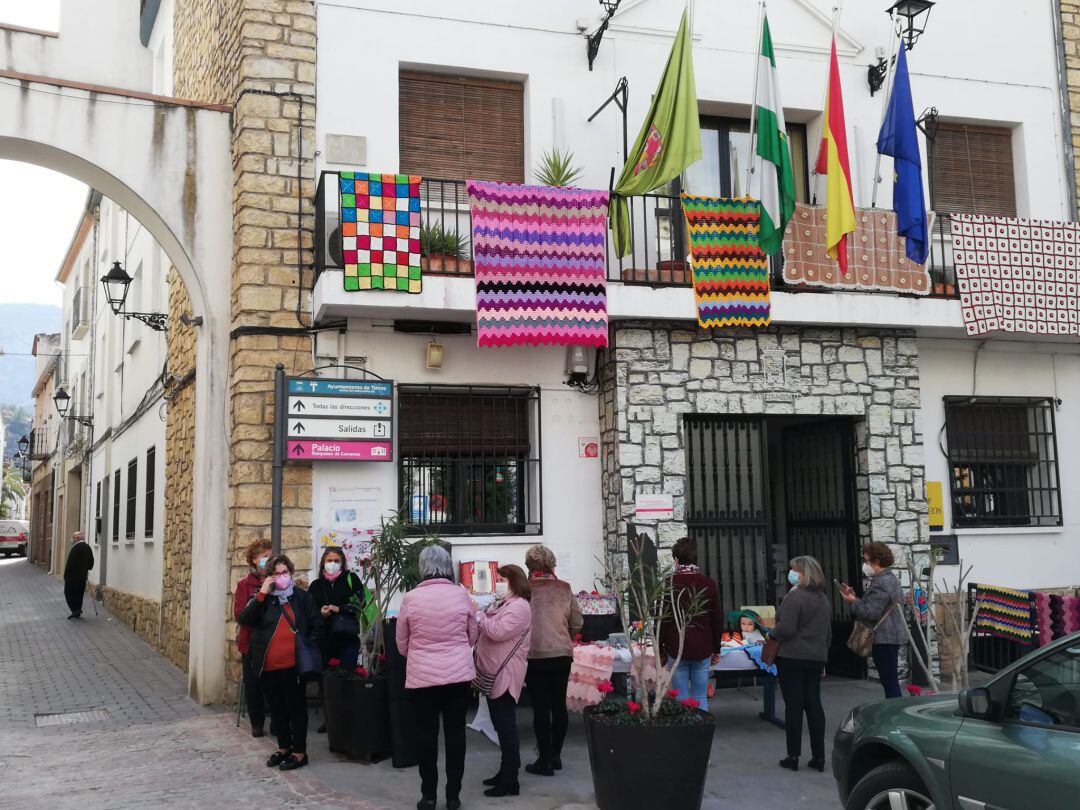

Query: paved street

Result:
[0,557,873,809]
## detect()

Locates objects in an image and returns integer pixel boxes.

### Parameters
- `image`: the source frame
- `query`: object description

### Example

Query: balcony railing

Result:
[28,428,52,461]
[314,172,958,298]
[71,286,90,338]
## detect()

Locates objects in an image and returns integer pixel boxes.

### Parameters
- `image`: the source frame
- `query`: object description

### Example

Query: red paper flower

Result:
[597,680,614,694]
[573,633,583,643]
[667,689,680,699]
[377,654,387,663]
[680,698,700,709]
[354,666,369,678]
[328,658,341,667]
[906,685,923,697]
[626,701,642,715]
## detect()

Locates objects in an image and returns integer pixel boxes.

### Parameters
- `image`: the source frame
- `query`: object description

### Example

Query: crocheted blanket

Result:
[339,172,422,293]
[1034,591,1080,646]
[974,584,1035,644]
[681,195,770,328]
[467,181,609,347]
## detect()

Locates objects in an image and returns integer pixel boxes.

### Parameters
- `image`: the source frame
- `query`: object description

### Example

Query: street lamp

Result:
[53,386,93,427]
[100,261,169,332]
[17,435,28,456]
[868,1,935,95]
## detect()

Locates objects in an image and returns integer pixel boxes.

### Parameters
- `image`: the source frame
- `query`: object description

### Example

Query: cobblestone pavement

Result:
[0,558,382,809]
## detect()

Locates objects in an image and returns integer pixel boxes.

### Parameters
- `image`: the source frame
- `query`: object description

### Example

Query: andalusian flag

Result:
[815,37,856,274]
[754,15,795,256]
[610,9,701,257]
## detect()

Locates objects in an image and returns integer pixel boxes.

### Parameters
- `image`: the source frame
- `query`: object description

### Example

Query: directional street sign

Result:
[279,375,394,463]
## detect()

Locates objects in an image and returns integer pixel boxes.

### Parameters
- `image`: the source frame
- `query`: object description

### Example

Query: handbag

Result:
[847,603,898,658]
[329,608,360,639]
[472,630,529,697]
[761,636,781,666]
[280,601,322,679]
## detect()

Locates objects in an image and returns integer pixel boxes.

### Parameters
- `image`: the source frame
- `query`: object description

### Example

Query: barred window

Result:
[112,469,121,542]
[145,446,156,538]
[398,385,541,536]
[126,457,138,540]
[944,397,1062,528]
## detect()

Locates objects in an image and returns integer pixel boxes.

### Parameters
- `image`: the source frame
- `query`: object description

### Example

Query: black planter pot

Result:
[584,707,715,810]
[323,674,391,759]
[383,618,419,768]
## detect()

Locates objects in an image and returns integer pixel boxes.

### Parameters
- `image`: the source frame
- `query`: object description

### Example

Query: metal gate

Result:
[685,417,776,617]
[781,419,863,677]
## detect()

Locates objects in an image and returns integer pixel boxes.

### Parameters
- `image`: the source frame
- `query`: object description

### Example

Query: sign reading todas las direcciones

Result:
[282,376,394,461]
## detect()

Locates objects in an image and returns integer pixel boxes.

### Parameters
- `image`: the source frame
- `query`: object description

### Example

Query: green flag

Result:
[610,9,701,257]
[754,15,795,256]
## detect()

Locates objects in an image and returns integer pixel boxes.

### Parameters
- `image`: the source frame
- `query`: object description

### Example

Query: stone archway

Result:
[0,75,232,703]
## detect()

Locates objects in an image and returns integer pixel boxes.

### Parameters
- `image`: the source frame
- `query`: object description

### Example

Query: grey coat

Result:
[850,570,907,645]
[772,587,832,663]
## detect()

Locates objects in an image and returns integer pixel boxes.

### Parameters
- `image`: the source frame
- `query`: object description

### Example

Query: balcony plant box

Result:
[584,532,716,810]
[420,223,471,275]
[324,664,390,759]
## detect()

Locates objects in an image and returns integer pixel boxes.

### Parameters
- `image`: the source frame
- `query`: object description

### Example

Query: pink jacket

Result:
[475,596,532,701]
[397,578,479,689]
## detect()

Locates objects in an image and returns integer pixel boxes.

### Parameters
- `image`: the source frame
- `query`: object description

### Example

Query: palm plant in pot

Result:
[419,222,470,275]
[584,533,715,810]
[323,511,441,762]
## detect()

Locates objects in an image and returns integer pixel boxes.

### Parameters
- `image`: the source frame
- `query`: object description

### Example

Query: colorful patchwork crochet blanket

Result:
[681,195,770,328]
[338,172,422,293]
[974,584,1035,644]
[467,181,609,347]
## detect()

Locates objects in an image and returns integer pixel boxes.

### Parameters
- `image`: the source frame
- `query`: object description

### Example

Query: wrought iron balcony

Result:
[27,428,52,461]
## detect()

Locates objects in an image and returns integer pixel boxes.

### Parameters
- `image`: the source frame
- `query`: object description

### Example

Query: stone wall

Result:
[103,586,163,649]
[601,324,929,558]
[1060,3,1080,201]
[172,0,317,698]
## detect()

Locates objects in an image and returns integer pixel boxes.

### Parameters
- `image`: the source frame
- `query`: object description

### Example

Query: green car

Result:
[833,631,1080,810]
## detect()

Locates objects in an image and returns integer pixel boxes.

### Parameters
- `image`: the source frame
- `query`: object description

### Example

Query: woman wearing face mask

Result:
[238,554,323,771]
[839,541,906,699]
[474,565,532,798]
[234,538,272,737]
[770,555,831,773]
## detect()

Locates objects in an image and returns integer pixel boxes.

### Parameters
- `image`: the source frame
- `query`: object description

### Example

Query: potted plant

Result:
[534,148,584,188]
[584,533,715,810]
[323,660,390,760]
[420,222,470,275]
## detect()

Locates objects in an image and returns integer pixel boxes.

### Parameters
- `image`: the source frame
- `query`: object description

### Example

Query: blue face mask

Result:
[787,570,800,587]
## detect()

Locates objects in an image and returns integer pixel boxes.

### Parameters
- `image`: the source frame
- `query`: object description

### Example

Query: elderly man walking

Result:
[63,531,94,619]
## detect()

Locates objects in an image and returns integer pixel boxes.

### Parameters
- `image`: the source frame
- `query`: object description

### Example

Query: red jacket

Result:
[659,571,724,663]
[234,571,263,654]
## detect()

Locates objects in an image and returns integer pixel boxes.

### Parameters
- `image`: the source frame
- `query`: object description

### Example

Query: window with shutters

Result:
[112,469,121,542]
[126,457,138,539]
[145,446,156,538]
[398,385,541,535]
[944,397,1062,528]
[931,123,1017,216]
[399,71,525,184]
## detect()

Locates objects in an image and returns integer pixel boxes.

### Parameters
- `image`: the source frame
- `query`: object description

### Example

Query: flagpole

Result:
[812,1,843,205]
[745,0,767,196]
[871,18,902,209]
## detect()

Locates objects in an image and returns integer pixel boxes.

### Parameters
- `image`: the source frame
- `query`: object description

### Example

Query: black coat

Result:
[63,542,94,582]
[237,588,323,677]
[308,572,368,612]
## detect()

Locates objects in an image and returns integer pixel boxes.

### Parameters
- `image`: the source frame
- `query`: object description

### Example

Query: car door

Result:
[948,644,1080,810]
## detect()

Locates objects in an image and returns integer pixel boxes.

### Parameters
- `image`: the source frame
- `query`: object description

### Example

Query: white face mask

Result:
[325,561,342,575]
[495,581,510,598]
[862,562,876,578]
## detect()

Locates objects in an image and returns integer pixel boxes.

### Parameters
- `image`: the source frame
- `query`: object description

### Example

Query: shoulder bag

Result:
[846,603,898,658]
[761,636,781,666]
[472,630,530,697]
[280,601,323,679]
[328,574,362,638]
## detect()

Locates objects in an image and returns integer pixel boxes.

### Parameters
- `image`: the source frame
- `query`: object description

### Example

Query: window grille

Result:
[112,469,121,542]
[944,397,1062,528]
[126,458,138,539]
[145,447,156,538]
[95,481,102,539]
[398,385,541,536]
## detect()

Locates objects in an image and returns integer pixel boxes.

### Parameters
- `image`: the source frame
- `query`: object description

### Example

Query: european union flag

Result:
[877,42,928,265]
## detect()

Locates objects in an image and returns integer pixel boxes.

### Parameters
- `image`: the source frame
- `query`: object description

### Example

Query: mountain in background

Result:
[0,302,61,411]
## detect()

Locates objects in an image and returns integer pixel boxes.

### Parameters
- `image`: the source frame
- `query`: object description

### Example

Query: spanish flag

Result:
[815,37,856,275]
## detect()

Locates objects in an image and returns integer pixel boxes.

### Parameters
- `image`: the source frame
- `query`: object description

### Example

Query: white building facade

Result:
[304,0,1079,675]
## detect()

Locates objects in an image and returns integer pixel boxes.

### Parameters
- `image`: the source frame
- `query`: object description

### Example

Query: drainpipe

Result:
[1052,0,1078,219]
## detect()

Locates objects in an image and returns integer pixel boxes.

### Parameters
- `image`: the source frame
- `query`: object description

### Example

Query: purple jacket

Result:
[475,596,532,701]
[397,578,479,689]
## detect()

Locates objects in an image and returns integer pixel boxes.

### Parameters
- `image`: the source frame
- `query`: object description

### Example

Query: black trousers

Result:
[241,653,266,731]
[63,578,86,615]
[409,681,471,802]
[487,691,521,786]
[872,643,903,699]
[776,658,826,759]
[261,667,308,754]
[525,656,572,765]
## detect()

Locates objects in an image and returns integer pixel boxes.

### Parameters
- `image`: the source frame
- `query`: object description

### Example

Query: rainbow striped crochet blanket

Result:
[681,195,770,328]
[467,181,609,348]
[975,584,1035,644]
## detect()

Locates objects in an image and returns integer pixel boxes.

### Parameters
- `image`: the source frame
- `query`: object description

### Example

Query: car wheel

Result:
[846,762,935,810]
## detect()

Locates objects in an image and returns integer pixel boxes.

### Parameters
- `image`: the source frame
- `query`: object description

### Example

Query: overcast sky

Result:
[0,0,88,308]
